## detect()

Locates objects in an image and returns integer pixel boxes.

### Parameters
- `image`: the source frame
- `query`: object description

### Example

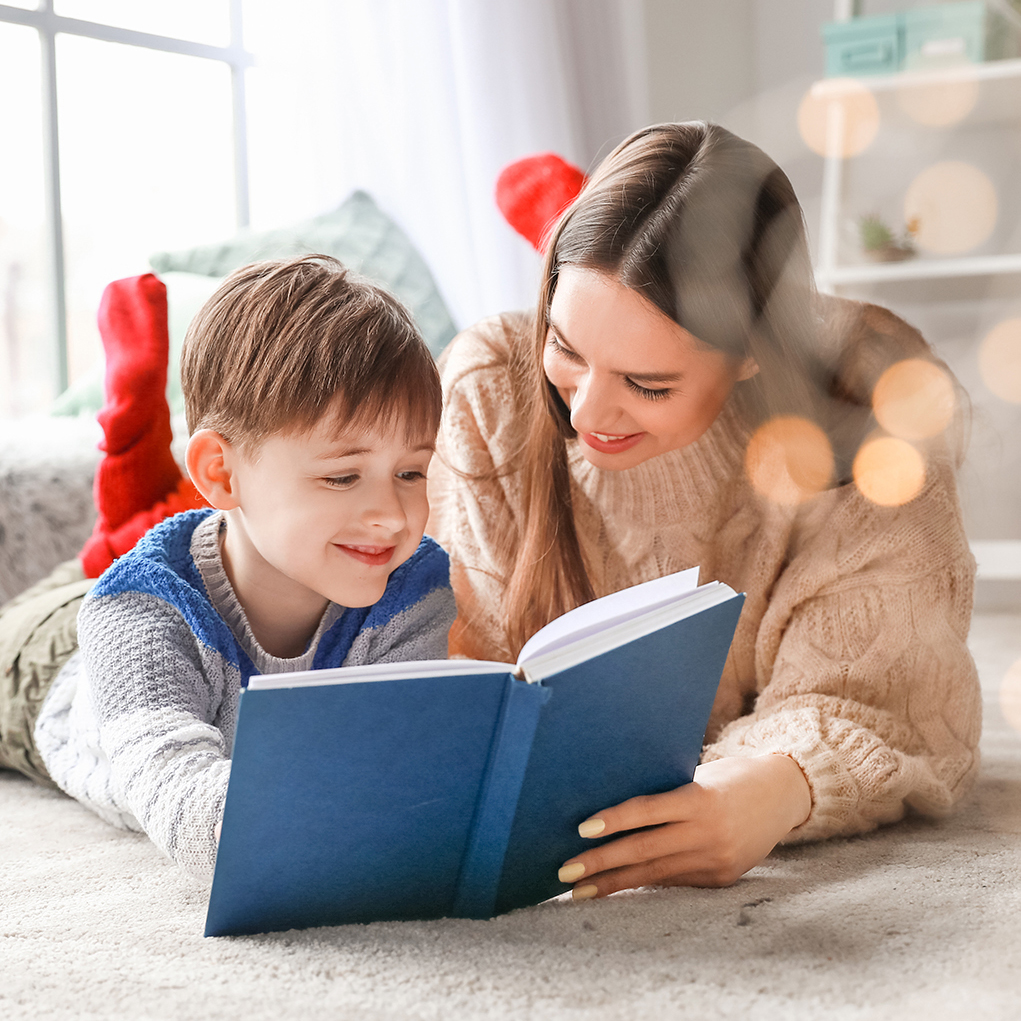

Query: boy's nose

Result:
[364,482,408,533]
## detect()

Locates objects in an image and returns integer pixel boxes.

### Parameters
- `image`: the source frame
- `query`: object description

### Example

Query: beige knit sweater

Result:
[428,304,981,844]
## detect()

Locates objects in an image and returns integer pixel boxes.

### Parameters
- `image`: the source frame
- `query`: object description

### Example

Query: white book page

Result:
[247,658,511,691]
[521,581,733,681]
[516,566,700,665]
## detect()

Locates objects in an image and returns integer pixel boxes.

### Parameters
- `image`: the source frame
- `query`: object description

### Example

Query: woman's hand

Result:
[557,754,812,898]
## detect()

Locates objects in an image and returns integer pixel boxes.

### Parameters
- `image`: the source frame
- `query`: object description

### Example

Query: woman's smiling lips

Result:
[580,431,646,455]
[336,543,396,566]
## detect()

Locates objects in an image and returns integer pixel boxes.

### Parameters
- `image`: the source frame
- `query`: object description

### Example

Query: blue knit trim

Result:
[89,514,450,683]
[89,509,257,680]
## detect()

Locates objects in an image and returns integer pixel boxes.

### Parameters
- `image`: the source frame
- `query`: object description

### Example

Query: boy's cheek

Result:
[407,492,431,537]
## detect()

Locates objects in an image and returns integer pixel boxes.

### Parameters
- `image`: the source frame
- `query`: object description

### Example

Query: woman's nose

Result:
[569,371,618,434]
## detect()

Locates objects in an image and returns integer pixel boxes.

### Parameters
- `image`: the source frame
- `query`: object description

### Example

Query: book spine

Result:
[451,677,551,919]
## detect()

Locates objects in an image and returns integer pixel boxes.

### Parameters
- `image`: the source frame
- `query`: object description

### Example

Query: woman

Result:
[428,122,980,899]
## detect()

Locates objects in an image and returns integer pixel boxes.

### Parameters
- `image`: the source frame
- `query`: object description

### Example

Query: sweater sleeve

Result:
[75,590,233,878]
[702,454,981,842]
[428,316,530,663]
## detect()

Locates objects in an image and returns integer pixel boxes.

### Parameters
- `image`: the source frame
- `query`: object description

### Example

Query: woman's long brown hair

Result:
[500,121,937,657]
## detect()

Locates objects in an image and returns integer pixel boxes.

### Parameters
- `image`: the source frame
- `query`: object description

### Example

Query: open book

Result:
[205,568,744,936]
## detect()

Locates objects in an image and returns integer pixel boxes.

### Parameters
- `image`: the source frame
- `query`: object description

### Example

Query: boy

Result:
[25,256,455,878]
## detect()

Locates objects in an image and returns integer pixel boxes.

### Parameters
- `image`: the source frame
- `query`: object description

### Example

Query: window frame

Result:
[0,0,253,393]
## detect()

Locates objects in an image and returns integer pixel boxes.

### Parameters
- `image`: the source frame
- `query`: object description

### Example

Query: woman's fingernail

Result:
[558,862,586,883]
[572,884,599,901]
[578,818,606,838]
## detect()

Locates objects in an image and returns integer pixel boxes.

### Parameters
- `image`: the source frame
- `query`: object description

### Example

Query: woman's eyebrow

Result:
[627,370,684,383]
[549,319,682,383]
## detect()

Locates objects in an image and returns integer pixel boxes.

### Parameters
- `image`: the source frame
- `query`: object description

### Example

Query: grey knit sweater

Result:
[34,510,455,879]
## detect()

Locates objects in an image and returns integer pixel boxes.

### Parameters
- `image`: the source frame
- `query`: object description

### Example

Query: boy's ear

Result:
[186,430,241,510]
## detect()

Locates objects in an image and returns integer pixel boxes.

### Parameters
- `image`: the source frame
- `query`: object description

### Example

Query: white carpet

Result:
[2,614,1019,1021]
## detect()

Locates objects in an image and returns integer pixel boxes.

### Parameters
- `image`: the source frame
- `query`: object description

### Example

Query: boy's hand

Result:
[556,754,812,898]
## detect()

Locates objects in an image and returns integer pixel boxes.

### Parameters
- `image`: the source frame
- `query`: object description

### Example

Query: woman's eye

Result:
[625,378,672,401]
[324,474,359,487]
[547,334,582,361]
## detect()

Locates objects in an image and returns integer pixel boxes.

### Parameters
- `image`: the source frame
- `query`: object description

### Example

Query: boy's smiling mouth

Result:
[336,543,397,567]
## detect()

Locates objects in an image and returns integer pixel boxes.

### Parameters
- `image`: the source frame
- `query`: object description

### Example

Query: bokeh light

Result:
[872,358,956,440]
[745,416,834,506]
[797,78,880,158]
[895,76,979,127]
[903,161,997,255]
[853,436,926,507]
[1001,659,1021,735]
[978,318,1021,403]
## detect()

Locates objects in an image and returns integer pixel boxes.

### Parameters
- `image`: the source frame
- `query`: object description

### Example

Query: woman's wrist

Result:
[766,752,813,833]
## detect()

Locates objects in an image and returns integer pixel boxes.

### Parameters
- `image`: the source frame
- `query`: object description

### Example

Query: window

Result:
[0,0,252,415]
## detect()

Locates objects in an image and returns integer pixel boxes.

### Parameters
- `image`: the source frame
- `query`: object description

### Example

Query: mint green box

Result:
[903,1,1020,70]
[823,2,1021,78]
[823,13,903,77]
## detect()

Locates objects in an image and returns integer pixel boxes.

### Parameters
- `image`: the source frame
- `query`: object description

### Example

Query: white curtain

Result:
[244,0,648,329]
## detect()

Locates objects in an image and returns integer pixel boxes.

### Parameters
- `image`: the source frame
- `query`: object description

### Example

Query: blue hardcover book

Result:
[204,569,745,936]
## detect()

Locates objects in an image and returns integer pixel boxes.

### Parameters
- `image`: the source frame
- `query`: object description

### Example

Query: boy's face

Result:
[225,415,433,611]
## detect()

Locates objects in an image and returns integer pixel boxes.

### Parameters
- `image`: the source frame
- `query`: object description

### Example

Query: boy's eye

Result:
[625,377,672,401]
[397,470,427,482]
[324,474,359,487]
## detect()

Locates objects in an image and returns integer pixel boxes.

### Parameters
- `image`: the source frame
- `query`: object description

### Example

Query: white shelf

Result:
[816,252,1021,288]
[813,57,1021,293]
[810,56,1021,95]
[812,57,1021,126]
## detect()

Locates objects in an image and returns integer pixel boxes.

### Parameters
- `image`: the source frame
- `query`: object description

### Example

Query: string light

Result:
[746,416,834,506]
[853,436,925,507]
[797,78,880,158]
[873,359,955,440]
[896,75,978,127]
[1001,659,1021,735]
[979,319,1021,404]
[904,162,997,255]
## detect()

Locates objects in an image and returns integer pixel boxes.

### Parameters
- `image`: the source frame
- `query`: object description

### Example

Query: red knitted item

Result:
[79,274,205,577]
[495,153,587,253]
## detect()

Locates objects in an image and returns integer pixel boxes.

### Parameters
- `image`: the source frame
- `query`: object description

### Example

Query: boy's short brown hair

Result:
[181,255,441,448]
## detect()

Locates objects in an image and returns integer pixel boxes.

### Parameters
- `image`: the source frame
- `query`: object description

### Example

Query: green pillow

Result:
[51,272,225,417]
[49,368,103,418]
[52,191,458,417]
[149,190,458,357]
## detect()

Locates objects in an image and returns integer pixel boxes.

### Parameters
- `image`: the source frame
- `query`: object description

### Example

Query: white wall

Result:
[644,0,755,125]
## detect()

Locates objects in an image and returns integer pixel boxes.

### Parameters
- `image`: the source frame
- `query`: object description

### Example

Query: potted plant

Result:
[858,213,919,261]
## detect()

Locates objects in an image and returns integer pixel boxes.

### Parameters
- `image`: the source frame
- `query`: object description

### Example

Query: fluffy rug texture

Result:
[1,614,1019,1021]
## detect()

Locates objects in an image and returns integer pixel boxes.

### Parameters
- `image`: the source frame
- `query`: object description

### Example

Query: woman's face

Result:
[543,266,754,471]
